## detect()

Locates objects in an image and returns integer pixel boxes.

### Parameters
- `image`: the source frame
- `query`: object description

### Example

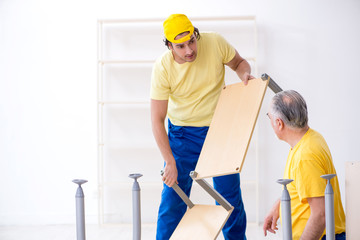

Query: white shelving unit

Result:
[97,16,259,225]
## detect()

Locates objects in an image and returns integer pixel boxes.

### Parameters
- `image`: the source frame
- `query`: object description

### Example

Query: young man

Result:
[263,90,346,240]
[150,14,254,239]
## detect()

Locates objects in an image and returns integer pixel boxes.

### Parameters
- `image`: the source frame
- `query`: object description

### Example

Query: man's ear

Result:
[168,42,173,50]
[276,118,284,130]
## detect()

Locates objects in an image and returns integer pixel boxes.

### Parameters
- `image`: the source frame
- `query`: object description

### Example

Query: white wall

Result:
[0,0,359,225]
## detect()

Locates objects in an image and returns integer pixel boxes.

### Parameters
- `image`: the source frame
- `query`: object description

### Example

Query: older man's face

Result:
[267,104,282,140]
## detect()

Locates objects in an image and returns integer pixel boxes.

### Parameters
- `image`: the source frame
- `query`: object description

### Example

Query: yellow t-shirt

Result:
[150,32,236,126]
[283,128,346,239]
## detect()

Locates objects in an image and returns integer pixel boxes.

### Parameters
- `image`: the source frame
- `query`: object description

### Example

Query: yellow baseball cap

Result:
[163,14,194,44]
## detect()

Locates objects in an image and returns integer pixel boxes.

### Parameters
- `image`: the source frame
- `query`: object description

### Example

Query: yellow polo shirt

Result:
[283,128,346,239]
[150,32,236,126]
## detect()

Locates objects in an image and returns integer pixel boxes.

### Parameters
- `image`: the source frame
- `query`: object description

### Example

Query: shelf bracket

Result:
[190,171,233,211]
[261,73,283,93]
[160,170,194,209]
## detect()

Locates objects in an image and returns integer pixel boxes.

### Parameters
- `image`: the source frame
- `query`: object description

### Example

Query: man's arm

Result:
[150,99,178,187]
[301,196,326,240]
[225,50,255,85]
[263,199,280,236]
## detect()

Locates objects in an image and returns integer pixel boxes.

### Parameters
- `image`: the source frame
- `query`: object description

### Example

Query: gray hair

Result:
[270,90,308,129]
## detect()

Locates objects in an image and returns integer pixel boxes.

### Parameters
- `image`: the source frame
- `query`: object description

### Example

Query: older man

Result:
[263,90,346,240]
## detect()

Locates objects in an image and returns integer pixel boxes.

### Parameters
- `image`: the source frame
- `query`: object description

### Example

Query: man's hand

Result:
[162,162,178,187]
[263,199,280,236]
[241,72,255,85]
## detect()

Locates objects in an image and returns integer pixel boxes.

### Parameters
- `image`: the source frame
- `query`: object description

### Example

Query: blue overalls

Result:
[156,120,247,240]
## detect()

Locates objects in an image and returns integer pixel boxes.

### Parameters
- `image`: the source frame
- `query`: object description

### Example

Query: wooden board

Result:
[194,78,268,179]
[345,161,360,239]
[170,205,233,240]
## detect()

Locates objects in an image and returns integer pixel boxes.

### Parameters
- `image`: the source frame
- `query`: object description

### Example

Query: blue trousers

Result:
[156,120,247,240]
[321,232,346,240]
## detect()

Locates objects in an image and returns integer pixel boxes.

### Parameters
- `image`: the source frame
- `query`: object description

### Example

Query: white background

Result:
[0,0,359,225]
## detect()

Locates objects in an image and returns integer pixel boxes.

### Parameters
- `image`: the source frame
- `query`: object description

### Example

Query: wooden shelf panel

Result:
[170,205,233,240]
[194,78,268,179]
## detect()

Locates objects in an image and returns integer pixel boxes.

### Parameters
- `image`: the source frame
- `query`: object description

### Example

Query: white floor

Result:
[0,223,283,240]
